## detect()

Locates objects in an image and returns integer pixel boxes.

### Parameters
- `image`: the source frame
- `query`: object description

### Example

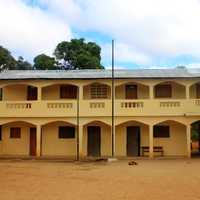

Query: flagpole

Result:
[111,39,115,157]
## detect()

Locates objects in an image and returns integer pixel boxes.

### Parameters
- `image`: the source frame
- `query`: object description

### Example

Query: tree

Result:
[54,38,104,70]
[15,56,33,70]
[0,46,16,70]
[33,54,57,70]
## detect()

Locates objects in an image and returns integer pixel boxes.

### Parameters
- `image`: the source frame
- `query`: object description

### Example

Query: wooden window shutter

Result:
[196,84,200,99]
[125,85,138,99]
[27,86,38,100]
[60,85,77,99]
[155,84,172,98]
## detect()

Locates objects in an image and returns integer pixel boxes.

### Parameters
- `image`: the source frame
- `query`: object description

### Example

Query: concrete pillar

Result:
[78,85,83,100]
[186,125,191,158]
[149,125,154,158]
[186,85,190,99]
[37,87,42,101]
[78,125,84,160]
[149,85,154,99]
[36,125,41,157]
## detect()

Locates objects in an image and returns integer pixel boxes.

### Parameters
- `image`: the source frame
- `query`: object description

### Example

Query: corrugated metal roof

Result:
[0,68,200,80]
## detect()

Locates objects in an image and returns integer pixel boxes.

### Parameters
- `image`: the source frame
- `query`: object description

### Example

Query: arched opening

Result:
[2,84,38,101]
[154,81,186,99]
[42,84,78,100]
[0,121,36,156]
[191,120,200,156]
[189,82,200,99]
[41,121,77,157]
[116,120,149,157]
[83,121,111,157]
[115,82,149,99]
[83,82,111,99]
[153,120,187,156]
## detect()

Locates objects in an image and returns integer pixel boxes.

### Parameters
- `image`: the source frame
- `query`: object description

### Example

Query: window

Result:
[10,127,21,138]
[90,84,108,99]
[0,88,2,101]
[58,126,75,139]
[27,86,38,100]
[153,126,170,138]
[125,85,137,99]
[0,126,2,141]
[155,84,172,98]
[196,84,200,99]
[60,85,77,99]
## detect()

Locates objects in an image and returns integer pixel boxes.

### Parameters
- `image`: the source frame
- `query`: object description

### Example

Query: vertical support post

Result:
[36,125,41,157]
[149,85,154,99]
[186,124,191,158]
[149,125,154,158]
[79,125,84,160]
[76,85,83,160]
[186,85,190,99]
[111,39,115,157]
[37,87,42,101]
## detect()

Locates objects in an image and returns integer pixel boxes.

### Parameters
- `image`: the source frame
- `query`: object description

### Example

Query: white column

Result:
[149,125,154,158]
[186,125,191,158]
[36,125,41,157]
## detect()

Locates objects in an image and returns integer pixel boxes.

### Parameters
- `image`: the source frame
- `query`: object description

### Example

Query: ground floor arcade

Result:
[0,116,197,159]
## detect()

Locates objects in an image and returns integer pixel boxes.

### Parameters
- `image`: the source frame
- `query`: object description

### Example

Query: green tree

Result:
[54,38,104,70]
[33,54,57,70]
[16,56,33,70]
[0,46,16,70]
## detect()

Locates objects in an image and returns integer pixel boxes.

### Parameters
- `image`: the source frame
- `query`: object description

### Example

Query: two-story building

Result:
[0,67,200,159]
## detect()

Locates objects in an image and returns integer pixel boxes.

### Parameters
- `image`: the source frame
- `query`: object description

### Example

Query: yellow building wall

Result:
[115,122,149,156]
[42,85,60,100]
[3,85,27,101]
[83,84,111,99]
[115,84,149,99]
[190,84,197,99]
[1,122,31,155]
[41,122,77,156]
[154,122,187,156]
[82,122,112,157]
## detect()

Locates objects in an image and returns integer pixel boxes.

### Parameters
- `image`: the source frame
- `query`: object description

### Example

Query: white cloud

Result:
[0,0,71,61]
[72,0,200,64]
[2,0,200,66]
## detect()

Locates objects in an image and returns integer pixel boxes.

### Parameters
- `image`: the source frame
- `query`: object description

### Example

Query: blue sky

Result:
[1,0,200,69]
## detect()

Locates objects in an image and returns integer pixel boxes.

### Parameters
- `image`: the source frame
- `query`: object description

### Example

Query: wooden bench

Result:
[141,146,164,156]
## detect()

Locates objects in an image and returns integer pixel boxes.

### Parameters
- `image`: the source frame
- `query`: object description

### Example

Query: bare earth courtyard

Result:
[0,159,200,200]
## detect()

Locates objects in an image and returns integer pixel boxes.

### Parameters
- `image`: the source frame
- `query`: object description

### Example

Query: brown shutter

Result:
[27,86,38,100]
[155,84,172,98]
[60,85,77,99]
[196,84,200,99]
[125,85,138,99]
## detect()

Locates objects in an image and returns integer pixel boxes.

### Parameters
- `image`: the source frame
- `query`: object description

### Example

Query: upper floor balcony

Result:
[0,80,200,117]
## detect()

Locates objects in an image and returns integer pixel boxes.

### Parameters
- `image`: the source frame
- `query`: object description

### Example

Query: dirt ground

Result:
[0,159,200,200]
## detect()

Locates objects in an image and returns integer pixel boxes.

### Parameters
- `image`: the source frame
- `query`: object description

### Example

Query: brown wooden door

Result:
[30,127,36,156]
[127,126,140,156]
[27,86,38,100]
[125,85,137,99]
[196,84,200,99]
[87,126,101,157]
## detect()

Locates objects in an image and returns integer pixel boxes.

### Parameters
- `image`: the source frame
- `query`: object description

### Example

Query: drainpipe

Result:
[76,86,80,161]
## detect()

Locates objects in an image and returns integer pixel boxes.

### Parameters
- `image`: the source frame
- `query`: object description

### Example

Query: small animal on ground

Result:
[128,160,138,165]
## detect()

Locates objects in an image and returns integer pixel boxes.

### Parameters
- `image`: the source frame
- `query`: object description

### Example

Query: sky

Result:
[1,0,200,69]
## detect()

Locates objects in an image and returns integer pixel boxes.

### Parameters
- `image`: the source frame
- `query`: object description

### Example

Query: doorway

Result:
[30,127,36,156]
[125,85,138,99]
[127,126,140,156]
[87,126,101,157]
